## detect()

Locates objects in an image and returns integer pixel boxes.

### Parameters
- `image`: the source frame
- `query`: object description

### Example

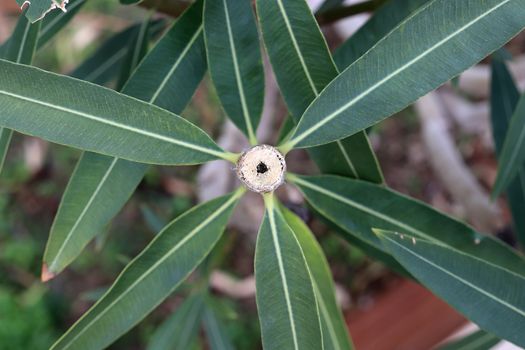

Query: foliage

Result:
[0,286,58,349]
[2,0,525,349]
[490,53,525,247]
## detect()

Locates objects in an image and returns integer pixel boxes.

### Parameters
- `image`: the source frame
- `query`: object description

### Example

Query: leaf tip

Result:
[371,228,386,237]
[41,264,56,282]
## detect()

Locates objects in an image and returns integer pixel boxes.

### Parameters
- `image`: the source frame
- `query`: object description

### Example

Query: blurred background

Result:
[0,0,524,349]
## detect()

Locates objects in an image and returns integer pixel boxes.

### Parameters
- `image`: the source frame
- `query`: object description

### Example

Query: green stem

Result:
[277,139,295,156]
[219,151,241,164]
[262,191,276,209]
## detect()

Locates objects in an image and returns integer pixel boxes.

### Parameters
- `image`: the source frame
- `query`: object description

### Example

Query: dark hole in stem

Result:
[256,162,268,174]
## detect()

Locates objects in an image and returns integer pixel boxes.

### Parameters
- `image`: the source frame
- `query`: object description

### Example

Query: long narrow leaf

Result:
[43,0,209,277]
[50,189,243,350]
[16,0,66,23]
[283,0,525,150]
[333,0,430,69]
[202,301,235,350]
[115,16,152,91]
[38,0,86,48]
[122,1,206,112]
[147,294,204,350]
[204,0,264,144]
[0,11,41,174]
[47,16,157,277]
[43,154,148,276]
[492,93,525,197]
[69,20,165,86]
[376,230,525,348]
[255,194,323,350]
[281,205,353,350]
[490,58,525,247]
[257,0,382,183]
[0,129,13,173]
[288,174,525,277]
[1,0,85,53]
[0,59,229,165]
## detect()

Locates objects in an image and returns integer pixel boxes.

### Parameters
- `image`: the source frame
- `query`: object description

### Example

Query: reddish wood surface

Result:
[347,279,467,350]
[0,1,21,14]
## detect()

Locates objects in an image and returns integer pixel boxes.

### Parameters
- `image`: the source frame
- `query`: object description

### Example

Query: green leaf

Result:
[43,154,148,276]
[44,0,209,276]
[0,10,41,175]
[69,20,166,86]
[5,13,41,64]
[16,0,66,23]
[38,0,86,48]
[0,129,13,173]
[333,0,430,69]
[492,93,525,197]
[147,294,204,350]
[288,174,525,277]
[450,75,461,89]
[256,0,336,124]
[490,58,525,247]
[50,190,243,350]
[376,230,525,348]
[437,330,500,350]
[257,0,383,183]
[283,0,525,150]
[281,205,353,350]
[0,0,85,54]
[204,0,264,144]
[255,194,323,350]
[0,59,231,165]
[122,1,206,112]
[115,16,153,91]
[202,301,235,350]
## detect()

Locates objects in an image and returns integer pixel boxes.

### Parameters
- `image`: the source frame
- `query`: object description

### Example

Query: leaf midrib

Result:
[55,191,241,349]
[274,0,358,178]
[290,0,511,147]
[383,234,525,318]
[148,25,203,104]
[0,13,33,170]
[275,0,318,95]
[313,282,342,350]
[48,156,119,272]
[130,18,150,74]
[205,310,227,349]
[267,207,300,350]
[222,0,257,144]
[16,19,32,63]
[293,176,525,280]
[0,88,224,159]
[83,48,127,82]
[47,22,208,272]
[293,176,435,241]
[176,300,202,349]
